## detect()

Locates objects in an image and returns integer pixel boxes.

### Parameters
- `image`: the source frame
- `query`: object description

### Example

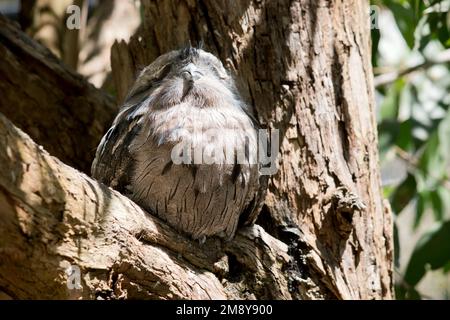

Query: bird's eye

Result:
[211,66,228,80]
[155,64,172,81]
[125,64,172,104]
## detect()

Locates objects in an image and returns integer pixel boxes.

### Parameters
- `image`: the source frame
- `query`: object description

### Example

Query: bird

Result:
[91,46,265,241]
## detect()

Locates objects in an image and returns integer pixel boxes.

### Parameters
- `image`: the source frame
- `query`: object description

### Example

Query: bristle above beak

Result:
[180,44,199,61]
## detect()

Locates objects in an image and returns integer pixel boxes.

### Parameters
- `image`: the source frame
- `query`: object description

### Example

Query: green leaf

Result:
[379,79,405,121]
[438,186,450,219]
[390,174,417,214]
[430,189,444,221]
[384,1,419,48]
[427,11,450,48]
[438,110,450,162]
[417,110,450,187]
[395,119,414,151]
[394,221,401,268]
[383,184,396,198]
[414,190,428,228]
[378,120,400,157]
[395,283,422,300]
[404,221,450,286]
[419,130,440,174]
[444,261,450,273]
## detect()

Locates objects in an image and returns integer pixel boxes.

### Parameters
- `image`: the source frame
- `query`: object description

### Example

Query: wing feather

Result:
[91,104,144,193]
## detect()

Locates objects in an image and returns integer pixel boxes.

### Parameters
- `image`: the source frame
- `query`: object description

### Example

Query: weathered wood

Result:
[0,113,290,299]
[0,14,116,174]
[111,0,394,299]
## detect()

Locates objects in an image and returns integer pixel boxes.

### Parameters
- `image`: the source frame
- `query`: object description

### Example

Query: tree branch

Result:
[0,14,116,174]
[374,49,450,88]
[0,112,291,299]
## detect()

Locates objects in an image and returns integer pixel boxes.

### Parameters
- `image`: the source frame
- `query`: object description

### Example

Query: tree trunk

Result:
[111,0,394,299]
[0,113,290,299]
[0,0,394,300]
[0,14,115,174]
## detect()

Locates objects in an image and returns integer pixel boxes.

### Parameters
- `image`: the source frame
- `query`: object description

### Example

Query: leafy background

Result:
[371,0,450,299]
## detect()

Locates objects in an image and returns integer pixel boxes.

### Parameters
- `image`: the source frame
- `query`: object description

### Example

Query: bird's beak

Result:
[181,63,203,82]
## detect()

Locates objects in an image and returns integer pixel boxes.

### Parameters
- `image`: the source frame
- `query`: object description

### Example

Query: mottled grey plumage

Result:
[92,47,265,240]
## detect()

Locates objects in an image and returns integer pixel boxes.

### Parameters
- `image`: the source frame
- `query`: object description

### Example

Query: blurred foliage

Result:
[371,0,450,299]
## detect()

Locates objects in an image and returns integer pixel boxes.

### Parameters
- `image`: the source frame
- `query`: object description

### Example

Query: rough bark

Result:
[0,113,290,299]
[0,14,116,174]
[0,0,394,300]
[111,0,393,299]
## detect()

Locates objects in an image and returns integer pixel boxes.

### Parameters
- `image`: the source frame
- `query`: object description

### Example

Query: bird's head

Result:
[126,47,239,109]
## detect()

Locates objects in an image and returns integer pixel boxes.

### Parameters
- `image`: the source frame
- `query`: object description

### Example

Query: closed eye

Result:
[155,64,172,81]
[125,64,172,105]
[211,66,228,80]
